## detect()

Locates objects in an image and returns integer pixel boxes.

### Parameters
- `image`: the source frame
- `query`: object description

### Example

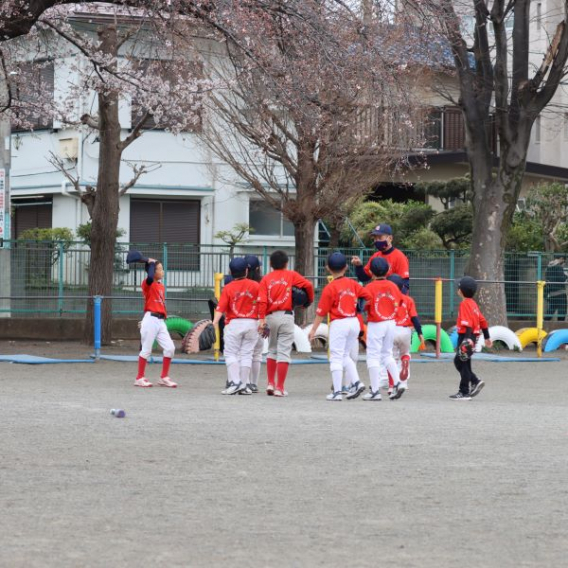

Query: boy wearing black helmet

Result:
[452,276,492,400]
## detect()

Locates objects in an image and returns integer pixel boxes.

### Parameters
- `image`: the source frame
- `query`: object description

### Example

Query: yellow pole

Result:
[434,278,443,359]
[327,275,333,361]
[536,280,545,358]
[214,272,224,361]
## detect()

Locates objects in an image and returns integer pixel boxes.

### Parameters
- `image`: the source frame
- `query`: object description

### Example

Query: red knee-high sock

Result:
[161,357,172,378]
[267,358,277,386]
[276,362,290,391]
[388,372,394,388]
[137,356,147,379]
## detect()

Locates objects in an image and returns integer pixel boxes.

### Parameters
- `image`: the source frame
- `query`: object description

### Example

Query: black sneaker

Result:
[449,392,472,400]
[469,381,485,398]
[249,383,259,394]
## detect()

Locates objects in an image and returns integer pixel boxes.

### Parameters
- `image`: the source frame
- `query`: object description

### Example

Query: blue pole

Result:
[94,295,102,361]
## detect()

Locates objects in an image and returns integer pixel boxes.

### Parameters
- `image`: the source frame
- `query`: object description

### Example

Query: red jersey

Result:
[258,269,315,318]
[316,277,371,322]
[365,279,405,323]
[216,278,260,324]
[364,248,410,279]
[396,294,419,327]
[456,298,488,335]
[142,279,167,317]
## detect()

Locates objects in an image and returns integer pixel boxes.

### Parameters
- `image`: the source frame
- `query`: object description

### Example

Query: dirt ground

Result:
[1,340,567,568]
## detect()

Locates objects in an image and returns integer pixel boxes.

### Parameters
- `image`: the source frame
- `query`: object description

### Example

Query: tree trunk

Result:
[294,218,317,326]
[83,25,122,344]
[466,148,524,326]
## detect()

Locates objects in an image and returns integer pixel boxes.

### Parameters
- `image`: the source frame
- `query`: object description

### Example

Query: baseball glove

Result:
[458,338,475,362]
[181,319,216,353]
[292,286,312,308]
[259,323,270,339]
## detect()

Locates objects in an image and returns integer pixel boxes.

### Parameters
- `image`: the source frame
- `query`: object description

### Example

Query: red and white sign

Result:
[0,168,5,239]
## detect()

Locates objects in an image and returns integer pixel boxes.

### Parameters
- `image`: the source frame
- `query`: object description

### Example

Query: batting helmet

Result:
[292,287,312,308]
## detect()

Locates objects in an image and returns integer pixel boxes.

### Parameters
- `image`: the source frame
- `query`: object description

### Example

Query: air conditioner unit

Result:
[58,138,79,160]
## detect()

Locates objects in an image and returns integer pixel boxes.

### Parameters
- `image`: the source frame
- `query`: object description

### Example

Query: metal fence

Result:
[0,240,564,321]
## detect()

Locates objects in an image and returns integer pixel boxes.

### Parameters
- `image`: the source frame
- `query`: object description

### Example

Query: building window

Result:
[130,59,202,133]
[249,200,294,238]
[130,198,201,270]
[12,197,53,239]
[12,60,54,132]
[535,116,541,143]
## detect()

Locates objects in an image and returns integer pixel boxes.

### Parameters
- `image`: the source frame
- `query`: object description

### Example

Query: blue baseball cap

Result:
[229,257,248,274]
[327,252,347,271]
[387,274,404,290]
[370,224,392,236]
[370,257,389,277]
[244,255,261,271]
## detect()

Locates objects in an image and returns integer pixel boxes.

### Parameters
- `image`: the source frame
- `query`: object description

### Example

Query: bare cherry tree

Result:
[6,5,206,342]
[197,1,426,285]
[407,0,568,323]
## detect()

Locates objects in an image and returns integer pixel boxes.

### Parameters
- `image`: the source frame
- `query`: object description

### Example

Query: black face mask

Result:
[374,240,389,251]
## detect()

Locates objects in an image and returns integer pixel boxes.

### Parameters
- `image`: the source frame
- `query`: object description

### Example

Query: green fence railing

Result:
[0,240,564,320]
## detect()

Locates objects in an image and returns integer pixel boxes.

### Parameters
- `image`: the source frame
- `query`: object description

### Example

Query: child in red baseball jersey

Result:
[258,250,314,397]
[244,254,264,393]
[135,258,176,388]
[308,252,371,401]
[363,257,407,401]
[451,276,492,400]
[213,257,261,395]
[387,274,424,390]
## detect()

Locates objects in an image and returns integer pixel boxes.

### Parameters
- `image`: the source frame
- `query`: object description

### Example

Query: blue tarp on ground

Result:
[420,353,560,363]
[0,354,94,364]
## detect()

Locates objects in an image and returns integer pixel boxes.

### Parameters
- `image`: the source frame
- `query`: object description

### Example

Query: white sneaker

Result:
[346,381,365,400]
[222,381,243,395]
[157,376,177,388]
[273,389,288,397]
[363,390,381,401]
[134,377,152,388]
[326,391,342,401]
[389,382,406,400]
[239,385,253,395]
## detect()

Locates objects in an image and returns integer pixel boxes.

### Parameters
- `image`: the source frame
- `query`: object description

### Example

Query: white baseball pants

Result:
[139,312,175,359]
[366,320,399,391]
[329,317,361,393]
[223,319,259,367]
[393,326,412,379]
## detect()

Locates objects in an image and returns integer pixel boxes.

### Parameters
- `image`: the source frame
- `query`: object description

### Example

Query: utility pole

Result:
[0,72,12,318]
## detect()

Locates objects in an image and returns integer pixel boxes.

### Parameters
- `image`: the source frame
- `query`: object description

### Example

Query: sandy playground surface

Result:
[1,340,567,567]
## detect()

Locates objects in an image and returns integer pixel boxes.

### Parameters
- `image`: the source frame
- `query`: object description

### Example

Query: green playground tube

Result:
[411,324,454,353]
[165,316,194,338]
[153,317,194,349]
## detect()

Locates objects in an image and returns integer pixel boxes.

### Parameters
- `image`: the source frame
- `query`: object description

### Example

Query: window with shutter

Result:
[130,198,200,270]
[12,199,53,238]
[130,59,203,133]
[12,61,54,132]
[443,108,465,151]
